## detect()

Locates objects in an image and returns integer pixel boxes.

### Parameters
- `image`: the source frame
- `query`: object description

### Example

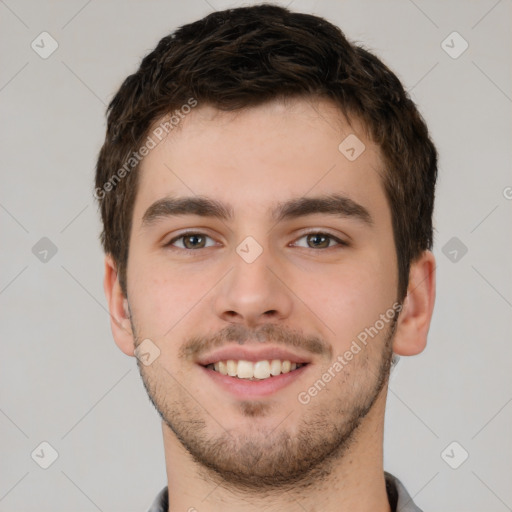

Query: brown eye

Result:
[182,234,206,249]
[306,233,331,249]
[167,233,215,250]
[293,232,346,250]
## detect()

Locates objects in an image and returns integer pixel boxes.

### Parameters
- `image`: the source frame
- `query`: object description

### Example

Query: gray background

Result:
[1,0,511,510]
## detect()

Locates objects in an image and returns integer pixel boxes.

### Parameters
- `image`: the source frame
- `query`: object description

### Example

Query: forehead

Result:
[132,97,388,227]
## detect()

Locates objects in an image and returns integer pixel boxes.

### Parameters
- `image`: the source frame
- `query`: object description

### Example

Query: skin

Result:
[104,97,436,512]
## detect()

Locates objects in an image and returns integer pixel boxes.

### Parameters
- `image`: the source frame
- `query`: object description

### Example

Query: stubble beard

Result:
[134,318,396,494]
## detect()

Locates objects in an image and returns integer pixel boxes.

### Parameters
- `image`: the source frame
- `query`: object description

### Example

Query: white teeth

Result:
[227,359,237,377]
[253,360,271,379]
[237,360,254,379]
[270,359,282,376]
[218,360,228,375]
[208,359,305,379]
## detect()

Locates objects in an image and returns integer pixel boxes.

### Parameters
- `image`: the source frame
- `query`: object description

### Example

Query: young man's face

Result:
[109,98,410,488]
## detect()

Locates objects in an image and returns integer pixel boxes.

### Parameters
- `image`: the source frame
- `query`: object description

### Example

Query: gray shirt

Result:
[146,472,423,511]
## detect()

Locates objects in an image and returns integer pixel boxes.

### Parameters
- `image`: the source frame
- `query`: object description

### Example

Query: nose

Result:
[212,243,294,329]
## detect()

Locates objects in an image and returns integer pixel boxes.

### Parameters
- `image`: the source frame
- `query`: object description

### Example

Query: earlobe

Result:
[392,250,436,356]
[103,254,135,357]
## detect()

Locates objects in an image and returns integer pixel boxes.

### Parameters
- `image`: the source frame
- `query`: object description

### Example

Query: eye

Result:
[292,232,347,250]
[164,231,347,252]
[166,232,217,250]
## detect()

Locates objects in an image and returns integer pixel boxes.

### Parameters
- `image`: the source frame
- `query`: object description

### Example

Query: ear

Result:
[392,250,436,356]
[103,254,135,356]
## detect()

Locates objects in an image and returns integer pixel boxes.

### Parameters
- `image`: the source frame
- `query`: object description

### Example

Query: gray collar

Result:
[147,472,423,512]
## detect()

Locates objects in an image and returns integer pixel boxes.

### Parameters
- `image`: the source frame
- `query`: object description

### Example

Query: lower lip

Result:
[199,364,310,398]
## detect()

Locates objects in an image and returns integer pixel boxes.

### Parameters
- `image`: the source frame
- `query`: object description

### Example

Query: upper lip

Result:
[196,345,313,366]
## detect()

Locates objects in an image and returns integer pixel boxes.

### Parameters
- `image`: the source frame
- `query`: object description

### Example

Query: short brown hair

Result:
[95,3,437,301]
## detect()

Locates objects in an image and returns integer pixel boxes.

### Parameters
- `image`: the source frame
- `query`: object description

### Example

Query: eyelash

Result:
[164,230,348,253]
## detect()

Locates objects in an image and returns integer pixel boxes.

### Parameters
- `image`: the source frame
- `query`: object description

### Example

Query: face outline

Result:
[103,96,436,490]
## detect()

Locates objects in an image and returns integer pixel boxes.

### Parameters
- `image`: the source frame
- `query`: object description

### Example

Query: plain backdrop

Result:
[1,1,511,511]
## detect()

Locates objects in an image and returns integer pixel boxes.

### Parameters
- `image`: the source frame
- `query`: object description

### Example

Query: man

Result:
[95,4,437,511]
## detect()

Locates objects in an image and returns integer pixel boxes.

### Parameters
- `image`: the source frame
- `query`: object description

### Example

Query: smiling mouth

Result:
[203,359,308,380]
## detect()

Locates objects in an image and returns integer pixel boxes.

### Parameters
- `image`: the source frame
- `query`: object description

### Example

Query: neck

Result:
[161,390,391,512]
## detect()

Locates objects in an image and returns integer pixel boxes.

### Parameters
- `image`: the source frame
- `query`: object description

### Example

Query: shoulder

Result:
[146,486,169,512]
[385,472,424,512]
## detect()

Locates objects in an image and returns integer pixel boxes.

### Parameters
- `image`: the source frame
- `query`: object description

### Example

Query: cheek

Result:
[127,261,204,338]
[306,257,396,348]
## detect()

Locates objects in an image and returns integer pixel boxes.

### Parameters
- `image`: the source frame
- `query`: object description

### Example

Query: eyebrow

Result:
[141,193,373,229]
